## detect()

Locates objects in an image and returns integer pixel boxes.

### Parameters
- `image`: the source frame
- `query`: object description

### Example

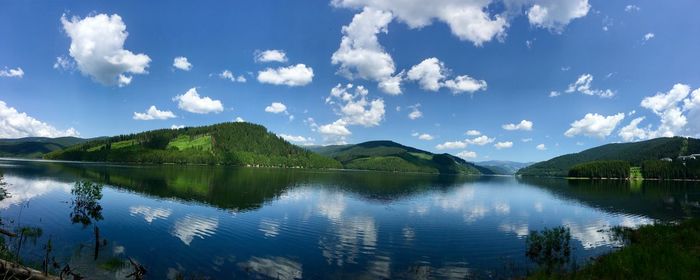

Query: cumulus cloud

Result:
[234,117,245,122]
[279,133,315,145]
[265,102,288,114]
[465,135,494,145]
[0,100,79,138]
[173,56,192,71]
[331,7,400,94]
[219,70,247,82]
[412,132,434,140]
[526,0,591,31]
[643,33,655,41]
[171,125,185,129]
[257,64,313,86]
[407,104,422,120]
[255,49,288,63]
[502,120,533,131]
[325,84,385,127]
[319,119,352,136]
[494,141,513,149]
[625,5,640,12]
[60,13,150,87]
[465,130,481,136]
[406,58,487,94]
[536,143,546,150]
[133,106,176,120]
[564,73,615,98]
[457,150,477,159]
[436,140,467,150]
[0,67,24,78]
[618,117,649,142]
[173,88,224,114]
[407,58,445,91]
[627,83,700,139]
[564,113,624,138]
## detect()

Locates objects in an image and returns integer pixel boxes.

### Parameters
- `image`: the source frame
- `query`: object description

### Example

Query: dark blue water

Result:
[0,159,698,279]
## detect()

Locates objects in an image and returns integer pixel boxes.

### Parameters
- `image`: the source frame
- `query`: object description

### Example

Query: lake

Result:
[0,159,698,279]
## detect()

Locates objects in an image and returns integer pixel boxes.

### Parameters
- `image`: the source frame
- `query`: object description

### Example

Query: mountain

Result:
[476,160,534,175]
[310,140,492,175]
[517,137,700,177]
[0,136,94,158]
[46,122,341,168]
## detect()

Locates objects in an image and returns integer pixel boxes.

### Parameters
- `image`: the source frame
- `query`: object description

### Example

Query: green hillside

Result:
[45,122,341,168]
[312,140,491,175]
[0,136,93,158]
[518,137,700,177]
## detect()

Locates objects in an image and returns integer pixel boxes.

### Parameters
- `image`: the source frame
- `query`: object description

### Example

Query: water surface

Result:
[0,159,698,279]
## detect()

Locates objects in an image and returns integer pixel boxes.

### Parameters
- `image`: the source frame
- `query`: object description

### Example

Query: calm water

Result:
[0,159,699,279]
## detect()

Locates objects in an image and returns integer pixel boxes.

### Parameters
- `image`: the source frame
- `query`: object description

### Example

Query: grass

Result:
[87,144,105,152]
[529,218,700,279]
[409,152,433,160]
[166,135,212,152]
[111,139,137,149]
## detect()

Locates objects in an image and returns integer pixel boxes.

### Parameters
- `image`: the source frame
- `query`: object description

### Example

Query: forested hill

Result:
[45,122,341,168]
[0,136,93,158]
[518,137,700,177]
[310,140,493,175]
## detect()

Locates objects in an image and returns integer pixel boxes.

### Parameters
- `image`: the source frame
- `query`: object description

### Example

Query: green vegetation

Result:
[0,136,93,158]
[629,167,643,180]
[46,122,341,169]
[642,159,700,180]
[531,218,700,279]
[526,226,572,276]
[311,140,490,175]
[519,137,700,177]
[567,160,630,179]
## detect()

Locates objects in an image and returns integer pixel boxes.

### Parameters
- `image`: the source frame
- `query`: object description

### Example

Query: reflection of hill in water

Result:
[519,177,700,220]
[0,160,478,211]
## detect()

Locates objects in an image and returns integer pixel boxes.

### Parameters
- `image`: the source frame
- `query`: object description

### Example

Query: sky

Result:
[1,0,700,163]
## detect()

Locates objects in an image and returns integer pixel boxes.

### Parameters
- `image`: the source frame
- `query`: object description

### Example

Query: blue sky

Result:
[1,0,699,162]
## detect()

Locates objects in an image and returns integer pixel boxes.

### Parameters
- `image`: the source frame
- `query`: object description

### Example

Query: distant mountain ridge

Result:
[0,136,95,158]
[477,160,534,175]
[310,140,493,175]
[517,137,700,177]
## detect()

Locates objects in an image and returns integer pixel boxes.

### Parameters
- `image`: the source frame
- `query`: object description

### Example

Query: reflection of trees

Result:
[70,181,104,261]
[518,177,700,220]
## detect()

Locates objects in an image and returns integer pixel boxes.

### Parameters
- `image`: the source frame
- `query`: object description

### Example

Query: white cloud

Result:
[407,58,445,91]
[618,116,649,142]
[527,0,591,31]
[173,56,192,71]
[219,70,247,82]
[502,120,533,131]
[443,75,487,94]
[319,119,352,136]
[53,56,74,71]
[457,150,477,159]
[641,84,690,114]
[465,135,494,145]
[133,105,176,120]
[0,67,24,78]
[407,104,422,120]
[521,138,533,142]
[536,143,546,150]
[0,100,79,138]
[465,130,481,136]
[325,84,385,127]
[173,88,224,114]
[255,49,288,63]
[436,140,467,150]
[643,33,655,41]
[171,125,185,129]
[257,64,313,86]
[406,57,487,94]
[417,133,434,140]
[234,117,245,122]
[331,7,400,94]
[625,5,640,12]
[60,13,150,87]
[549,91,561,97]
[265,102,288,114]
[494,141,513,149]
[564,113,625,138]
[565,73,615,98]
[637,83,694,137]
[279,134,315,145]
